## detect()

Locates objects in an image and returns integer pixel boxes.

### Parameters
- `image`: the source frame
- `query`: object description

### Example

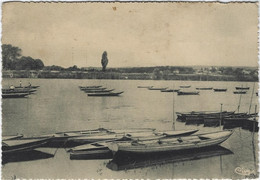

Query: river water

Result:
[2,78,259,179]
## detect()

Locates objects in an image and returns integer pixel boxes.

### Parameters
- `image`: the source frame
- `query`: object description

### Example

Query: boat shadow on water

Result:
[106,146,233,171]
[2,150,54,165]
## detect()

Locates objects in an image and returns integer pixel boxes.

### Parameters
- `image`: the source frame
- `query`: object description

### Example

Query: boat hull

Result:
[213,89,227,92]
[233,91,247,94]
[70,148,113,160]
[2,137,52,154]
[87,92,123,96]
[177,91,199,95]
[109,131,233,154]
[2,93,30,98]
[196,88,213,90]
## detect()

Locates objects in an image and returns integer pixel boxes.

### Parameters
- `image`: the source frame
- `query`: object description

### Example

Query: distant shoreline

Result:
[2,70,258,82]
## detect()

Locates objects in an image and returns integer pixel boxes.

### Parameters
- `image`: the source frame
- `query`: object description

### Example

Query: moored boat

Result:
[40,128,155,147]
[108,130,233,154]
[179,85,191,88]
[196,87,213,90]
[223,113,252,128]
[68,129,198,159]
[235,87,250,90]
[137,86,153,88]
[161,89,180,92]
[2,93,30,98]
[233,91,247,94]
[177,111,235,124]
[79,85,102,89]
[69,141,114,160]
[177,91,199,95]
[148,87,168,90]
[80,87,106,91]
[242,117,259,132]
[84,89,114,93]
[2,89,37,94]
[87,91,124,96]
[2,137,53,154]
[15,85,40,89]
[213,88,227,92]
[3,134,24,141]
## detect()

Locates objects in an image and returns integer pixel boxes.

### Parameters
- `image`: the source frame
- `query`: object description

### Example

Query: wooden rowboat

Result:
[2,93,30,98]
[3,134,23,141]
[196,87,213,90]
[2,89,37,94]
[148,87,168,90]
[87,91,124,96]
[36,128,155,147]
[68,129,198,159]
[235,87,250,90]
[80,87,106,91]
[137,86,153,88]
[84,89,114,93]
[179,85,191,88]
[79,86,102,89]
[161,89,180,92]
[233,91,247,94]
[108,130,233,154]
[2,137,53,154]
[15,85,40,89]
[177,91,199,95]
[213,88,227,92]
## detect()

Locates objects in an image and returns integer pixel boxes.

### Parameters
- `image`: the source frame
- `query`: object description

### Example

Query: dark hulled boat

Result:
[242,117,259,132]
[2,93,30,98]
[80,87,106,91]
[176,111,235,125]
[84,89,115,93]
[235,87,250,90]
[161,89,180,92]
[148,87,168,90]
[223,113,254,129]
[15,85,40,89]
[177,91,199,96]
[137,86,153,88]
[79,85,102,89]
[179,85,191,88]
[87,92,124,96]
[233,91,247,94]
[2,137,53,154]
[196,87,213,90]
[2,89,37,94]
[213,88,227,92]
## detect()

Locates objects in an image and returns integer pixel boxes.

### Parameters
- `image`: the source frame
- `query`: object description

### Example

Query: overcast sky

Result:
[2,2,258,68]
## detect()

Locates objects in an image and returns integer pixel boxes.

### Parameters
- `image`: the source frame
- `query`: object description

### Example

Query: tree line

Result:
[2,44,44,70]
[2,44,257,81]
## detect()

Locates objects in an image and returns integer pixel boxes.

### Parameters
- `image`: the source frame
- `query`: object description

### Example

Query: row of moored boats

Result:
[3,128,233,160]
[2,84,40,98]
[79,85,123,96]
[176,111,258,131]
[138,85,254,95]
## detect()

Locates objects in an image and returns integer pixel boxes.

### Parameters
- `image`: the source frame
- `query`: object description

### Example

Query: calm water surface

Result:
[2,78,259,179]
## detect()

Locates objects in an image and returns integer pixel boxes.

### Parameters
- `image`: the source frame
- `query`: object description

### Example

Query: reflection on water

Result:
[107,146,233,171]
[2,78,259,179]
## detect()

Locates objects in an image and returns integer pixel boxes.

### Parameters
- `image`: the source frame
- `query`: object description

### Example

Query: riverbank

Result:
[2,70,258,82]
